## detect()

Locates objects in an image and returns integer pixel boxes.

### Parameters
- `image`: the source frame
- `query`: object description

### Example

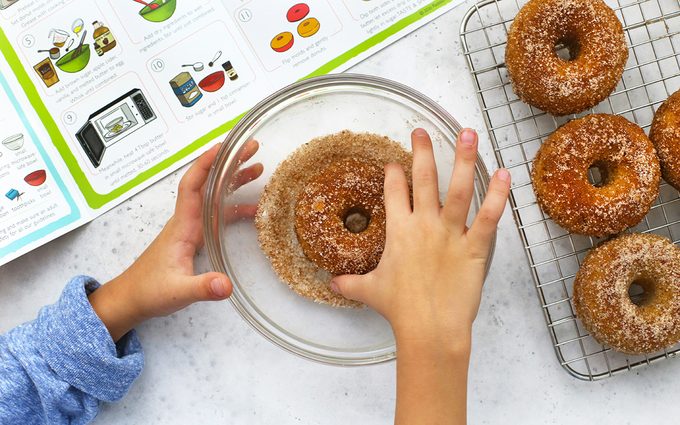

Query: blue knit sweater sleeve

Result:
[0,276,144,425]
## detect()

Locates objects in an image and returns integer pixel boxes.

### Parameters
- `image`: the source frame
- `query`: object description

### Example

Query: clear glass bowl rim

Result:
[203,73,493,366]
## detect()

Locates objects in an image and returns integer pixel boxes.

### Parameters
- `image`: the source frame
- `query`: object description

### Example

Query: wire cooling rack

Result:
[460,0,680,380]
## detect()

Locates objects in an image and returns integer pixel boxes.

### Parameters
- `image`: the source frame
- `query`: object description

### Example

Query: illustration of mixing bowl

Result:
[198,71,225,92]
[55,45,91,73]
[24,170,47,187]
[140,0,177,22]
[2,134,24,151]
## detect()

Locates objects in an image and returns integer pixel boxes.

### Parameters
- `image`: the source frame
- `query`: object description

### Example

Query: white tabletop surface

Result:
[2,2,680,423]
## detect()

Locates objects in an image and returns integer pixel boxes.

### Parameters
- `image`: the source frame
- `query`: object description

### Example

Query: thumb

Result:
[189,272,233,302]
[330,274,370,303]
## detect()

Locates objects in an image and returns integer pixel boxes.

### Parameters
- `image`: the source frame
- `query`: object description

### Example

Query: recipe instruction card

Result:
[0,0,459,266]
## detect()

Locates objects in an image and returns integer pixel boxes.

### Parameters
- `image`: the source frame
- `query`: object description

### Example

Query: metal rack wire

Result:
[460,0,680,380]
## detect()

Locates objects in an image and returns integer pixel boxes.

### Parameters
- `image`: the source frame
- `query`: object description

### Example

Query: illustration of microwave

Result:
[0,0,20,10]
[76,88,156,168]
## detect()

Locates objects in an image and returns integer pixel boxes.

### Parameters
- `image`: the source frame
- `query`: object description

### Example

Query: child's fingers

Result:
[178,144,221,204]
[189,272,233,303]
[330,274,372,304]
[442,129,478,231]
[232,163,264,190]
[411,128,440,215]
[466,169,511,258]
[237,139,259,164]
[224,204,259,224]
[384,163,411,226]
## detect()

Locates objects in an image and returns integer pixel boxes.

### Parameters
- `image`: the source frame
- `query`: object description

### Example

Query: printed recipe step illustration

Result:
[0,0,459,266]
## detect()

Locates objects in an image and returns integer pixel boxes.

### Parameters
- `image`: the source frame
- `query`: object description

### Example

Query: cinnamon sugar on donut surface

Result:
[650,89,680,191]
[295,158,386,276]
[573,233,680,354]
[255,131,412,308]
[505,0,628,115]
[531,114,660,237]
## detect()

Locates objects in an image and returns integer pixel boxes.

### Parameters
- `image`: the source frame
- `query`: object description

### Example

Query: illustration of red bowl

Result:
[198,71,225,92]
[24,170,47,186]
[287,3,310,22]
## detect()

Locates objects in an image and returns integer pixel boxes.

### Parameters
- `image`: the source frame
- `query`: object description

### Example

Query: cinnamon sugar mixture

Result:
[255,131,412,308]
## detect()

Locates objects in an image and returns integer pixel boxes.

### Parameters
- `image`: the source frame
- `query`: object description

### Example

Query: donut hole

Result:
[555,37,580,61]
[628,278,656,307]
[344,206,371,233]
[587,161,612,188]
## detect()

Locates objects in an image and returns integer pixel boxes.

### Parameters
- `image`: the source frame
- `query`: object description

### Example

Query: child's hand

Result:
[331,128,509,345]
[89,142,263,341]
[330,129,510,425]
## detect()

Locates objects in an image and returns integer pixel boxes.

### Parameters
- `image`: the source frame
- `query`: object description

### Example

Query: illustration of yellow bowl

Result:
[297,17,320,38]
[140,0,177,22]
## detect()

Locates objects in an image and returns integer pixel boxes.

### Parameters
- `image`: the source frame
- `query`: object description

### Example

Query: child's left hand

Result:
[89,142,263,341]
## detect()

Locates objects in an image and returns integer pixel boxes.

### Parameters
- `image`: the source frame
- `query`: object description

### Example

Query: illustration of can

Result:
[169,72,203,107]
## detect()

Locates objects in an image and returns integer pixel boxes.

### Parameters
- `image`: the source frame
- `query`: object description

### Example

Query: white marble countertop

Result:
[2,2,680,423]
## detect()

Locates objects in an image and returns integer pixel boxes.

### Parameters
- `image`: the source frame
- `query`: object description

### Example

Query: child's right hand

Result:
[330,128,510,425]
[331,128,510,347]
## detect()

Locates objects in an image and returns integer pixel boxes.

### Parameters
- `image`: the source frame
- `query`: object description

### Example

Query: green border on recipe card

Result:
[0,0,452,209]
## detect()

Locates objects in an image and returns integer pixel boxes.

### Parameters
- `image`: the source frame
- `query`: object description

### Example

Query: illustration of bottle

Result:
[222,61,239,81]
[93,21,117,57]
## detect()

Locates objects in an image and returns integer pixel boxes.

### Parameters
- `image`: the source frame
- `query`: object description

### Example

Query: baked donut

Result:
[532,114,660,237]
[650,89,680,191]
[295,158,385,275]
[256,131,412,307]
[505,0,628,116]
[573,233,680,355]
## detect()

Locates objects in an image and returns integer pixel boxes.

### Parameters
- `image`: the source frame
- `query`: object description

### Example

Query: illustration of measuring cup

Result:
[49,29,70,48]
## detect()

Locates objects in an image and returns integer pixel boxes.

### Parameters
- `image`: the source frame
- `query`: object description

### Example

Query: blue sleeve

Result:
[0,276,144,425]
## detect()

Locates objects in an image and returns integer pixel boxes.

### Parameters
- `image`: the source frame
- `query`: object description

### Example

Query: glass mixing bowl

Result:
[204,74,492,365]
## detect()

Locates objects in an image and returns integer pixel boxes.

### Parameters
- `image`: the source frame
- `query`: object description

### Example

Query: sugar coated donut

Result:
[505,0,628,116]
[256,131,412,307]
[650,89,680,191]
[532,114,660,237]
[295,158,385,275]
[573,233,680,354]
